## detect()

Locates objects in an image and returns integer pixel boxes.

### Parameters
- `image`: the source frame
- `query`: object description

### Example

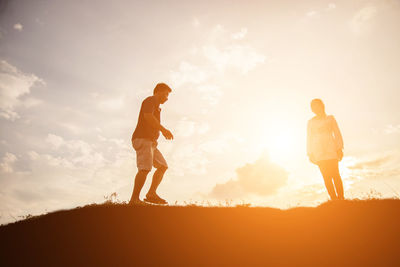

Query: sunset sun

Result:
[259,121,300,165]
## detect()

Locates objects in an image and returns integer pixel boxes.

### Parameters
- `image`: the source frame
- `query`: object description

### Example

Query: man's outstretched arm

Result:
[144,113,174,140]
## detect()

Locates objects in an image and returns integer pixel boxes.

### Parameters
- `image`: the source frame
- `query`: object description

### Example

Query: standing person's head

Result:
[310,98,326,116]
[153,83,172,104]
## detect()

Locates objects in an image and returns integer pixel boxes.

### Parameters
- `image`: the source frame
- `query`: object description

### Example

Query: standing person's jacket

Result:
[307,115,343,162]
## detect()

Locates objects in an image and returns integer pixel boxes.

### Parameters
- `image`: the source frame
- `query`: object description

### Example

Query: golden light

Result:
[260,121,299,165]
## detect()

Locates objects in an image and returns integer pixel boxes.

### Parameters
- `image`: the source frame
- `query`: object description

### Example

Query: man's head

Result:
[153,83,172,104]
[310,98,325,116]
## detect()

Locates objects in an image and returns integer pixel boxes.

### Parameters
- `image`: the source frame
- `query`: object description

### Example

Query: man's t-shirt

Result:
[131,96,161,141]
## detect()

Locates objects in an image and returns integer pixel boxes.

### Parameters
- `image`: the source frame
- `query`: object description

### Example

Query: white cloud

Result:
[203,44,265,74]
[385,124,400,134]
[57,121,85,135]
[350,5,377,34]
[0,60,44,120]
[170,143,210,176]
[169,24,265,110]
[209,153,288,199]
[199,139,229,154]
[97,96,125,111]
[212,24,225,34]
[306,3,336,19]
[199,132,242,155]
[0,143,134,225]
[231,27,248,40]
[20,97,43,108]
[176,117,210,137]
[27,151,40,160]
[13,23,23,31]
[176,118,196,137]
[0,152,17,173]
[170,61,207,87]
[306,10,318,17]
[196,84,222,105]
[327,3,336,10]
[192,17,200,28]
[45,133,106,167]
[346,151,400,182]
[105,137,125,148]
[46,134,65,149]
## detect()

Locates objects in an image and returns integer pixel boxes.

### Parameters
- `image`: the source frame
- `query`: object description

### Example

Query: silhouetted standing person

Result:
[129,83,173,205]
[307,99,344,200]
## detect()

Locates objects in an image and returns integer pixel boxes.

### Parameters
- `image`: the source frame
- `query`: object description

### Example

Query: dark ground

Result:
[1,199,400,266]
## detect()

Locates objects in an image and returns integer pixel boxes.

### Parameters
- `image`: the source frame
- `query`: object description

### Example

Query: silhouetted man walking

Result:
[129,83,173,205]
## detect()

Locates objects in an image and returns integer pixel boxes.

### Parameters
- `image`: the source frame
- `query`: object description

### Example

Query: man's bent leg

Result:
[130,170,150,203]
[147,166,167,196]
[147,147,168,198]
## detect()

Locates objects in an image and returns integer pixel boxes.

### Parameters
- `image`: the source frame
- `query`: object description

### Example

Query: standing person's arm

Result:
[307,120,317,164]
[331,116,343,160]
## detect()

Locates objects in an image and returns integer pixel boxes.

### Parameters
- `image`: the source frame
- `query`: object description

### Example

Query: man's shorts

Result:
[132,138,168,171]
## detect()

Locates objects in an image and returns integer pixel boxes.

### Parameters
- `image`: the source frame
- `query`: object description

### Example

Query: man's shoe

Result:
[128,199,149,206]
[144,194,168,205]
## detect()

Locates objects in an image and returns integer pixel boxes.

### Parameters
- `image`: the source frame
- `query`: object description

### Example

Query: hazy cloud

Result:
[13,23,23,31]
[170,143,210,176]
[327,3,336,10]
[46,134,65,149]
[176,117,209,137]
[199,139,229,155]
[348,155,393,170]
[385,124,400,134]
[289,184,327,205]
[306,3,336,18]
[0,60,44,120]
[45,133,105,167]
[306,10,318,17]
[350,5,377,34]
[192,17,200,28]
[203,44,265,74]
[196,84,222,105]
[27,150,40,160]
[209,153,288,199]
[231,27,248,40]
[170,61,207,87]
[347,152,400,181]
[97,95,125,111]
[0,152,17,173]
[199,132,242,155]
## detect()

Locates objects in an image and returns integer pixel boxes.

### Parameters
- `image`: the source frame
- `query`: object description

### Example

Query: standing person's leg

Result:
[130,139,154,204]
[318,160,338,200]
[329,160,344,200]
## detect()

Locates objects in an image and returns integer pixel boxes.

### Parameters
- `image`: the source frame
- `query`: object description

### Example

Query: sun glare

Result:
[264,131,295,163]
[258,120,302,165]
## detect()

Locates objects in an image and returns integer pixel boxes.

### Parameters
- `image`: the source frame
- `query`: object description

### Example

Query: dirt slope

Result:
[1,199,400,266]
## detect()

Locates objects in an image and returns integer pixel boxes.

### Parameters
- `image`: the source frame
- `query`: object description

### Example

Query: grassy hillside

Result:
[1,199,400,266]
